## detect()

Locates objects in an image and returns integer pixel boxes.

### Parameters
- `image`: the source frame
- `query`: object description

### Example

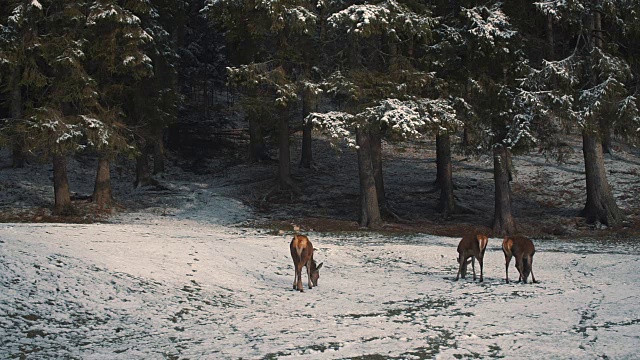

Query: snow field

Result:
[1,220,638,359]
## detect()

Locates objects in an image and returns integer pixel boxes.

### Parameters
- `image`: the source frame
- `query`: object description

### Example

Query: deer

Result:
[454,232,489,282]
[502,235,537,284]
[290,234,323,292]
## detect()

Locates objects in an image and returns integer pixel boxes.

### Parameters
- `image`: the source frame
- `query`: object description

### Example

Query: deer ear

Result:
[316,262,323,270]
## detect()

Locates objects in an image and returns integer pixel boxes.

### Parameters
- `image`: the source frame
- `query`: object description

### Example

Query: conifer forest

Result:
[1,1,640,234]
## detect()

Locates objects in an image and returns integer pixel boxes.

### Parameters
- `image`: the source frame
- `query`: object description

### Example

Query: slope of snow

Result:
[1,215,638,359]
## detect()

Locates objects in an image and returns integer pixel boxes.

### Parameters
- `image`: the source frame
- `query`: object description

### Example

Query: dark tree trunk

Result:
[580,132,624,226]
[506,148,513,181]
[546,13,555,60]
[356,126,382,229]
[492,146,517,236]
[135,142,152,187]
[278,108,292,190]
[153,132,165,174]
[434,133,445,188]
[11,68,25,168]
[300,92,313,168]
[53,154,72,215]
[590,11,612,154]
[203,64,208,119]
[436,132,456,217]
[93,156,112,208]
[462,126,470,149]
[248,113,268,162]
[370,126,386,209]
[600,119,613,154]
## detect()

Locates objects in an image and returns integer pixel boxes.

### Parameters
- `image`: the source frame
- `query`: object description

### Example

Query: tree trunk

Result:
[277,107,293,190]
[135,142,152,187]
[434,133,445,188]
[248,112,268,162]
[300,91,313,168]
[590,11,612,154]
[93,156,113,208]
[53,154,72,215]
[436,132,456,217]
[600,118,613,154]
[11,67,25,168]
[203,64,208,119]
[356,126,382,229]
[546,13,555,60]
[580,132,624,226]
[153,132,165,174]
[462,126,470,149]
[492,146,517,235]
[370,126,386,209]
[506,148,513,181]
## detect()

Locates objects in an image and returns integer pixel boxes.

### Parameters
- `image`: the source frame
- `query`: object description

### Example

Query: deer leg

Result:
[455,255,464,281]
[296,263,305,292]
[470,256,476,280]
[515,257,525,283]
[504,254,512,284]
[293,261,298,290]
[306,263,313,290]
[478,256,484,283]
[529,256,537,283]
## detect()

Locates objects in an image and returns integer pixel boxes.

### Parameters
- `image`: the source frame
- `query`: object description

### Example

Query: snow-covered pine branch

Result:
[463,4,517,51]
[327,0,432,40]
[306,111,357,149]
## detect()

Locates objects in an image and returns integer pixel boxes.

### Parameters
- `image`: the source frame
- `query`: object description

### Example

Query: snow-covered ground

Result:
[2,202,639,359]
[2,138,640,359]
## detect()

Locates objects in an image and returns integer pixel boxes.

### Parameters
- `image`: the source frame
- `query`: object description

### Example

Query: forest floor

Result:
[1,134,640,359]
[3,132,640,239]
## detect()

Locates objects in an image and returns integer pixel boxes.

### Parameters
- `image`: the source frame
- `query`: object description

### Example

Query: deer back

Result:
[290,234,313,265]
[458,233,488,257]
[503,235,535,257]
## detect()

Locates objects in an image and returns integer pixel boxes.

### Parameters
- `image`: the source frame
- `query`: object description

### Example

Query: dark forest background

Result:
[1,0,639,236]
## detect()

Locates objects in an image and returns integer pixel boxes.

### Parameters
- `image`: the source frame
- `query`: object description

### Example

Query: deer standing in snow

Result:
[290,235,323,292]
[502,235,537,284]
[455,232,489,282]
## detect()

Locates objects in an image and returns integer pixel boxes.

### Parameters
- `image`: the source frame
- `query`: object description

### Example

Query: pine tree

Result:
[0,0,45,168]
[526,0,639,227]
[309,1,462,227]
[435,1,551,235]
[4,0,91,214]
[85,0,155,198]
[204,0,320,195]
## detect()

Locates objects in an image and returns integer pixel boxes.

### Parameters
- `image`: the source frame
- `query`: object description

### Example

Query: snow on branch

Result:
[591,47,632,83]
[578,77,626,124]
[328,0,432,39]
[204,0,317,35]
[522,55,581,91]
[308,97,462,150]
[617,95,640,132]
[533,1,585,21]
[463,4,517,48]
[87,4,141,26]
[363,99,424,138]
[307,111,357,149]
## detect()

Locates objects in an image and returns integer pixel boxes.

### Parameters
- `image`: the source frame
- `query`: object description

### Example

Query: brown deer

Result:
[455,232,489,282]
[502,235,537,284]
[290,235,323,292]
